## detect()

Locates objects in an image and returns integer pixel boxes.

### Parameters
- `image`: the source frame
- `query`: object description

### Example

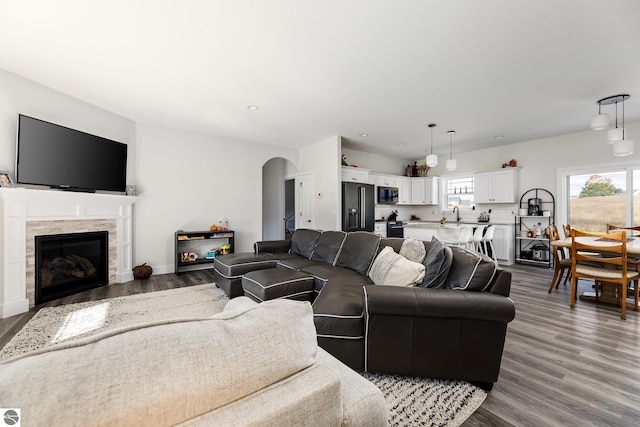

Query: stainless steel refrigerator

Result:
[342,182,375,232]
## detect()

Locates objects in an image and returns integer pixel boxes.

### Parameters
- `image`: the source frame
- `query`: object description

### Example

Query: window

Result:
[559,164,640,233]
[446,176,474,209]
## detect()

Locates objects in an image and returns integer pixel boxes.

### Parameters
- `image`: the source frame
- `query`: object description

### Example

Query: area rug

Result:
[0,284,486,426]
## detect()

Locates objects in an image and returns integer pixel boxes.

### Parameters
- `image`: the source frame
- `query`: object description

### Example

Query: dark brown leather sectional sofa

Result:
[213,229,516,390]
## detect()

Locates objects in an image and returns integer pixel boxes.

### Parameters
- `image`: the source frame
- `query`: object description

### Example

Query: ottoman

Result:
[213,253,278,297]
[242,268,315,302]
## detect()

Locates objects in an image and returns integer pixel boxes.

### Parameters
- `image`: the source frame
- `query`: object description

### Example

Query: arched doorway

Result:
[262,157,298,240]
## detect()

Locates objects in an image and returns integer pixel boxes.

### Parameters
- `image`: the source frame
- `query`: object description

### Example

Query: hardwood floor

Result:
[1,265,638,425]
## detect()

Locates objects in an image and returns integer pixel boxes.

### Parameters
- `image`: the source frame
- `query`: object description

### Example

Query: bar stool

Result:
[451,227,473,249]
[468,225,486,253]
[481,225,497,261]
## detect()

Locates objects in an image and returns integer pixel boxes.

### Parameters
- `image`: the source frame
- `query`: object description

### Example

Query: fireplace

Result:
[35,231,109,305]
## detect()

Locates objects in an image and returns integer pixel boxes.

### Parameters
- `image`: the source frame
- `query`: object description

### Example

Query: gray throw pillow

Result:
[418,237,453,288]
[445,246,497,291]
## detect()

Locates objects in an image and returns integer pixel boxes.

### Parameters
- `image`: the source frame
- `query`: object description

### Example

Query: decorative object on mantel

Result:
[417,164,429,176]
[590,94,634,156]
[125,185,136,196]
[411,161,418,177]
[405,164,412,177]
[341,154,348,166]
[426,123,438,167]
[502,159,517,168]
[446,131,457,171]
[132,263,153,280]
[0,171,15,188]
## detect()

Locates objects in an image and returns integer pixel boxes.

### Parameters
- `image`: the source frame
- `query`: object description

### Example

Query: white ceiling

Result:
[2,0,640,160]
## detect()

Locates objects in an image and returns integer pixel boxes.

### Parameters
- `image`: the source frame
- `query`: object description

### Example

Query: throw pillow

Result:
[368,246,426,286]
[399,238,427,263]
[444,246,497,291]
[418,237,453,288]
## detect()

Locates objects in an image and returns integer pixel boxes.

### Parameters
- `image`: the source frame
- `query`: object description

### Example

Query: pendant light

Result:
[590,102,609,131]
[426,123,438,167]
[591,94,633,156]
[446,130,457,171]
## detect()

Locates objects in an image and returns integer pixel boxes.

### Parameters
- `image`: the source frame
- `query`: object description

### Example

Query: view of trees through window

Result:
[568,171,630,232]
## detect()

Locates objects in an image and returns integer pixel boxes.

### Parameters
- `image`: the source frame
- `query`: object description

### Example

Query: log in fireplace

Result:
[35,231,109,305]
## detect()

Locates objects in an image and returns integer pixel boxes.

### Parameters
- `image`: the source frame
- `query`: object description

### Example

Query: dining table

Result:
[551,236,640,307]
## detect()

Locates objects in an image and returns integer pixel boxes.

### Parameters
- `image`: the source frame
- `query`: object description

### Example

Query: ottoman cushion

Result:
[243,269,315,302]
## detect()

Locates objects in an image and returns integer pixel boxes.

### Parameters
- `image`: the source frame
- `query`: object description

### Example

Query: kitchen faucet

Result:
[452,206,460,222]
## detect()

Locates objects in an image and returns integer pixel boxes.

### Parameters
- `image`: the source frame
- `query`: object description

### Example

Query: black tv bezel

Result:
[15,114,128,193]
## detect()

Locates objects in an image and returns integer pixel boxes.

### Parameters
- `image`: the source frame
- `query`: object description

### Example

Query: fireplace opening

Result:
[35,231,109,305]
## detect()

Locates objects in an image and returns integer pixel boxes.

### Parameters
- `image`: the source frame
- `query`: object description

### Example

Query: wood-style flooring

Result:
[1,265,638,426]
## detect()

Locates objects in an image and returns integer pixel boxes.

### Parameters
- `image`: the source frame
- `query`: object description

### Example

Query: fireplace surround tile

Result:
[0,188,137,318]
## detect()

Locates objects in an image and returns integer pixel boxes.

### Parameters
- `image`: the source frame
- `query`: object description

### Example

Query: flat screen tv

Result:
[16,114,128,193]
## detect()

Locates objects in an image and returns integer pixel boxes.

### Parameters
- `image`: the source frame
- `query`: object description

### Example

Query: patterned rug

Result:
[0,284,486,426]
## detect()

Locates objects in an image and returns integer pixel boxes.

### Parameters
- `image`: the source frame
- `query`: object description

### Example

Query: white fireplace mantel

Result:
[0,187,137,318]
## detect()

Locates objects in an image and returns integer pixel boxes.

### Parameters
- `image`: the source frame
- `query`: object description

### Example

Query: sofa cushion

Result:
[277,257,320,271]
[399,238,427,263]
[445,246,498,291]
[300,263,371,294]
[242,268,315,302]
[313,281,367,340]
[0,299,318,427]
[310,230,347,265]
[418,237,453,289]
[336,231,381,276]
[290,229,322,259]
[368,246,426,286]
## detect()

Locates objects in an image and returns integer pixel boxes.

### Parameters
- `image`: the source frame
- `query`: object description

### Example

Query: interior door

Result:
[298,172,314,229]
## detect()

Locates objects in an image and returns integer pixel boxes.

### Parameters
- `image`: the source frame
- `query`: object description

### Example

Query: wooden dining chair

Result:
[606,224,640,272]
[548,225,572,293]
[570,229,640,320]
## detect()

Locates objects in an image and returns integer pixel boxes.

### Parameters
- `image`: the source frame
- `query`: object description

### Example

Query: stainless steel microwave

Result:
[377,186,399,204]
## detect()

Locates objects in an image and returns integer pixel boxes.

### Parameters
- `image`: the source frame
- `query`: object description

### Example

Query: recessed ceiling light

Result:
[247,105,259,110]
[359,133,369,137]
[494,135,505,139]
[396,142,406,146]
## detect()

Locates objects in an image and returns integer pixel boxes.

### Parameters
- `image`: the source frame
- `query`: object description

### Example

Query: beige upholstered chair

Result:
[570,229,639,320]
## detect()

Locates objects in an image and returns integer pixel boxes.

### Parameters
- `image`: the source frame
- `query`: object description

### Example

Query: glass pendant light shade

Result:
[607,127,626,144]
[613,139,634,157]
[446,130,456,171]
[426,123,438,167]
[590,113,609,131]
[446,158,457,170]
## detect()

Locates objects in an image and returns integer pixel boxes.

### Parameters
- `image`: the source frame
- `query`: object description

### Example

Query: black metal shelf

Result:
[515,189,555,268]
[175,230,234,274]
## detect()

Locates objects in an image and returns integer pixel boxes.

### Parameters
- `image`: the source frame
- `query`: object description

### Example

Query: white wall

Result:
[0,69,136,183]
[299,135,341,230]
[342,147,410,176]
[134,123,297,273]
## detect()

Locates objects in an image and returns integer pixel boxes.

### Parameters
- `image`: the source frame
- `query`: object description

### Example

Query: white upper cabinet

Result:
[410,177,439,205]
[374,174,398,187]
[474,169,518,203]
[341,166,371,183]
[397,177,412,204]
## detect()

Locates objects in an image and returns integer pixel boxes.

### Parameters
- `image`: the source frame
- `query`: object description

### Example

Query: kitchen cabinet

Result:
[373,174,398,187]
[397,177,412,204]
[491,224,514,264]
[474,168,518,203]
[410,177,439,205]
[341,166,371,183]
[374,222,387,237]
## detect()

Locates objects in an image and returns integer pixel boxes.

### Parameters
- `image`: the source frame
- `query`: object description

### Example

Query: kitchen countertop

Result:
[404,220,514,228]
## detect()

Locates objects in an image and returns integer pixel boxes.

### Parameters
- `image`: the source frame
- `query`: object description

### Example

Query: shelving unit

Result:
[515,188,555,267]
[175,230,234,274]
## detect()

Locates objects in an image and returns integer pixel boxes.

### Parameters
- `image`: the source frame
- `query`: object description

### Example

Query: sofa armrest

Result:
[362,285,515,384]
[486,269,512,297]
[254,240,291,253]
[363,285,515,323]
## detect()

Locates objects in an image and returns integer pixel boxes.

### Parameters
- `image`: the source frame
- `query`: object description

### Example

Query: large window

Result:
[561,165,640,233]
[446,176,474,210]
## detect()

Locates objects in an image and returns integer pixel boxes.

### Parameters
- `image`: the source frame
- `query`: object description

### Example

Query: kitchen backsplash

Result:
[375,204,518,223]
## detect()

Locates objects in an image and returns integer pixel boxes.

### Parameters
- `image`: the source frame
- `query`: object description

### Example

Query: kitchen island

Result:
[403,221,515,264]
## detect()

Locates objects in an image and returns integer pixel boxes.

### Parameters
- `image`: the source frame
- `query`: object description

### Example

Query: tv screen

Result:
[16,115,128,193]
